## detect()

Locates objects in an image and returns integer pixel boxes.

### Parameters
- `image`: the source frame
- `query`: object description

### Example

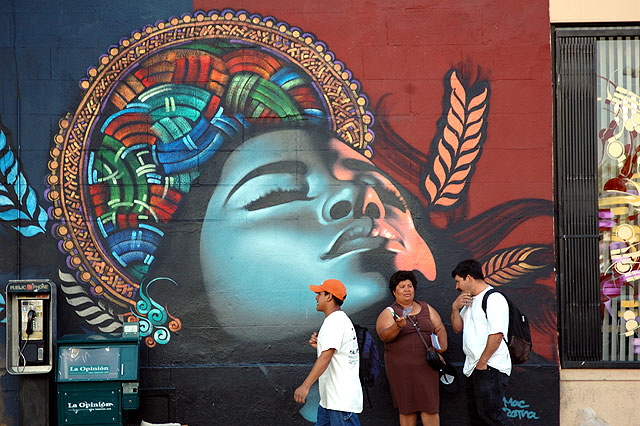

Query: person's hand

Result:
[475,360,488,371]
[452,292,472,311]
[294,385,309,403]
[394,316,407,329]
[309,332,318,348]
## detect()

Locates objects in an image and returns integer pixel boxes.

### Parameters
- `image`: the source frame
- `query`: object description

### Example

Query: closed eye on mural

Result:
[223,160,311,210]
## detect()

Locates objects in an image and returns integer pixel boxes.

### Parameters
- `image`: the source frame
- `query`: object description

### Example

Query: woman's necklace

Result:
[397,300,414,316]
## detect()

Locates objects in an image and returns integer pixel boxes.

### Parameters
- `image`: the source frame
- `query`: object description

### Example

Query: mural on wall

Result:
[37,9,554,354]
[0,7,556,424]
[0,126,48,242]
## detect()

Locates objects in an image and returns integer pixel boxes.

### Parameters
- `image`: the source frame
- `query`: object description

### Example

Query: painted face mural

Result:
[0,5,561,425]
[200,128,435,336]
[0,10,553,363]
[46,12,401,346]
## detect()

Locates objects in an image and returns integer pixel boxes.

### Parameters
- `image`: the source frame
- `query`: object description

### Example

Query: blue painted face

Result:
[199,128,435,340]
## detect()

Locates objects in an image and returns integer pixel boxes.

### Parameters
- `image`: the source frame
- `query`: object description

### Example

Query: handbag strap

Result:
[407,315,431,350]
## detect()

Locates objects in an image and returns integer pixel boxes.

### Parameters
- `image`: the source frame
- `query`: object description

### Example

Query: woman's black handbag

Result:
[426,348,446,371]
[409,315,459,393]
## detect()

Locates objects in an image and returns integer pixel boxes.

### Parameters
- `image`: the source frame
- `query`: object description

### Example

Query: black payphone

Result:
[6,279,56,374]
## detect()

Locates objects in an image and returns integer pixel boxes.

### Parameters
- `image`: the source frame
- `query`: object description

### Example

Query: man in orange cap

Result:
[294,279,363,425]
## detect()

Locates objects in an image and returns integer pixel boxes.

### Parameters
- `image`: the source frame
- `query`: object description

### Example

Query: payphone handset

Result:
[6,279,56,374]
[21,298,44,341]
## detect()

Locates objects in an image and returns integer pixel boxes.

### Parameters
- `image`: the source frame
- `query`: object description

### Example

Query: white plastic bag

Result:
[576,407,609,426]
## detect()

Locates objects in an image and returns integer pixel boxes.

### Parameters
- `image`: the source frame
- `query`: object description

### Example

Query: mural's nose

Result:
[355,186,383,220]
[327,185,385,221]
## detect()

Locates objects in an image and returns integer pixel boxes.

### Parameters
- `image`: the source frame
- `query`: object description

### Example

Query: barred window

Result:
[555,26,640,366]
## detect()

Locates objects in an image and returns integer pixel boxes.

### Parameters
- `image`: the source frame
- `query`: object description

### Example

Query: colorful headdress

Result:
[48,10,375,345]
[91,42,331,282]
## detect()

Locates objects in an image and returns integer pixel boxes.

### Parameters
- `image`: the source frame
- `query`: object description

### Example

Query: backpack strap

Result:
[481,288,508,345]
[481,288,497,315]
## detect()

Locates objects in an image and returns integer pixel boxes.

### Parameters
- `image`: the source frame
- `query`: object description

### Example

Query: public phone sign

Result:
[7,280,52,293]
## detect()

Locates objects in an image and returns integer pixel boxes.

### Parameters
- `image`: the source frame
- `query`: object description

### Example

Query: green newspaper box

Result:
[56,333,140,425]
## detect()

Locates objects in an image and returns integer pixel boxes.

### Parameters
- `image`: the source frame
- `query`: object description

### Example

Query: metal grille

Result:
[554,32,602,364]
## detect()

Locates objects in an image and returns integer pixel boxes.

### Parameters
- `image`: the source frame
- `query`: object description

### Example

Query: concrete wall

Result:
[560,370,640,426]
[550,0,640,23]
[0,0,557,424]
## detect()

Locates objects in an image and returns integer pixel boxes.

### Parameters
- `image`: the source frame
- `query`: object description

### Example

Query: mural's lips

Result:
[321,220,405,260]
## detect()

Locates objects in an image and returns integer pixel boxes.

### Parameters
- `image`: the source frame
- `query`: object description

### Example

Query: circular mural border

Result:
[47,9,375,309]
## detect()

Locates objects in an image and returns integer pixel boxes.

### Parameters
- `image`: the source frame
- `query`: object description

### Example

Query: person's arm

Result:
[375,307,406,343]
[293,348,336,403]
[451,292,471,333]
[429,305,448,353]
[475,333,503,370]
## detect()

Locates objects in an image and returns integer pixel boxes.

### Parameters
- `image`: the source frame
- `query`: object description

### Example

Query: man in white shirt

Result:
[294,279,363,426]
[450,259,514,426]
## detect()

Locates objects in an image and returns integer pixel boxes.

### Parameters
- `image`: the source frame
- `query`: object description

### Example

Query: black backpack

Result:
[354,324,381,407]
[481,289,532,364]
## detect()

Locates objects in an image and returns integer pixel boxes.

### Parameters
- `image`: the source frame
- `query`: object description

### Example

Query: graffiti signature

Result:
[503,397,540,420]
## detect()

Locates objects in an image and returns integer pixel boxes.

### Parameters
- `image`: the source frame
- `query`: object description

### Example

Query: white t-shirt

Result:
[316,310,363,413]
[460,286,511,377]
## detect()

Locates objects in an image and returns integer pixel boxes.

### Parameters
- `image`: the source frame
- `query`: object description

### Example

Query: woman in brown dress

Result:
[375,270,448,426]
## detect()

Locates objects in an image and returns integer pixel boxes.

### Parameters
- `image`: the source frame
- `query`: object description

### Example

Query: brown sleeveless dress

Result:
[384,300,439,414]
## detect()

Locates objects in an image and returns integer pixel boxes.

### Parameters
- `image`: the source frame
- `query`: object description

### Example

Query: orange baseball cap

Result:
[310,279,347,301]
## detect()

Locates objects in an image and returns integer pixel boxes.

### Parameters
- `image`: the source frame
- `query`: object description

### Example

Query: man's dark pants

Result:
[466,366,514,426]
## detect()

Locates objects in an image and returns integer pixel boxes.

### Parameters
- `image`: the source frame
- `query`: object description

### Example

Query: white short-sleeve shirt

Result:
[460,286,511,376]
[316,310,363,413]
